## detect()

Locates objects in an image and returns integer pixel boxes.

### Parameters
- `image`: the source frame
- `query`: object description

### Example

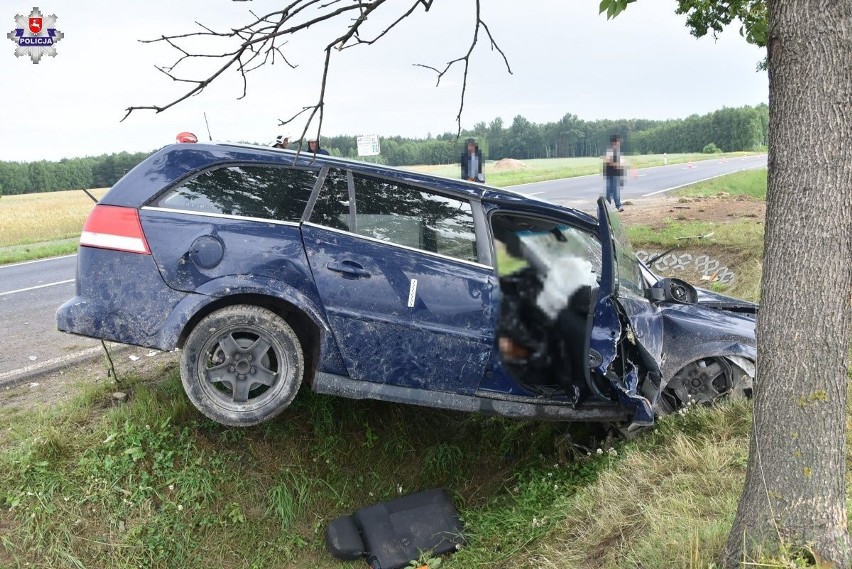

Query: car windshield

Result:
[492,215,603,289]
[605,207,646,297]
[514,225,602,278]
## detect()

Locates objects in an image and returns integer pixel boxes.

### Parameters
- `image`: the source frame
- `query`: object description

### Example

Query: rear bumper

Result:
[56,247,187,349]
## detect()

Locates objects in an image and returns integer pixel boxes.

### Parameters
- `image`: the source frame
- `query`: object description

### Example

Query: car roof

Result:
[100,141,598,226]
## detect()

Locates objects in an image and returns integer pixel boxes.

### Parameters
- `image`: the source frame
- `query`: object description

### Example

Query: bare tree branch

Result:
[412,0,512,137]
[124,0,512,145]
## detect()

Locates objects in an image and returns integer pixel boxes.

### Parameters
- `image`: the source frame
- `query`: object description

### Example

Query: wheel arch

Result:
[660,342,756,390]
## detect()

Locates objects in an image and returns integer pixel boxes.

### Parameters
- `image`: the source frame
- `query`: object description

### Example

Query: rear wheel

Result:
[181,305,303,426]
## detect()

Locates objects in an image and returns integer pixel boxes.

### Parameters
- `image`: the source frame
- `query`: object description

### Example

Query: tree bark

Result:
[724,0,852,566]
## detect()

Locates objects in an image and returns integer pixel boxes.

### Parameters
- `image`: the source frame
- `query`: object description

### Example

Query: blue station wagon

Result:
[57,142,757,429]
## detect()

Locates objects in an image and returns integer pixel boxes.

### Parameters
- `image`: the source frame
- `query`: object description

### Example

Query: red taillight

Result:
[80,205,151,254]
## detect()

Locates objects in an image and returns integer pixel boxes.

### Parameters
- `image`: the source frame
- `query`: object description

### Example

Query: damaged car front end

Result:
[492,197,756,430]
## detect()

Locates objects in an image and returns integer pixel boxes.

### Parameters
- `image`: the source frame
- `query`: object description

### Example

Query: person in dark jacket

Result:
[460,138,484,182]
[308,138,330,155]
[604,134,625,211]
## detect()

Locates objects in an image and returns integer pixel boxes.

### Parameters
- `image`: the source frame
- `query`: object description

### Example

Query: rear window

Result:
[155,165,318,222]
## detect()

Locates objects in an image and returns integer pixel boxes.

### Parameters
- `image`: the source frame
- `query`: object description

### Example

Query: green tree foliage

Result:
[0,151,152,194]
[354,104,765,166]
[600,0,767,47]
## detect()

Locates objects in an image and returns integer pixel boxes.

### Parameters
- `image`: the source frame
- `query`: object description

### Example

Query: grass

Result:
[4,362,850,568]
[624,168,768,303]
[516,400,754,569]
[0,365,621,569]
[627,219,765,251]
[0,239,80,265]
[675,167,767,199]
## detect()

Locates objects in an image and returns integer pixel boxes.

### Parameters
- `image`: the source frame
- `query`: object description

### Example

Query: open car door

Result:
[593,197,656,427]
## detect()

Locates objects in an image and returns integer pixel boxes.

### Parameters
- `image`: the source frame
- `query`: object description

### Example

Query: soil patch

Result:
[618,193,765,229]
[493,158,527,170]
[0,347,178,415]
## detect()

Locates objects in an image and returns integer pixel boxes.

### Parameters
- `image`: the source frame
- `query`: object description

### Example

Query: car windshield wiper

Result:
[646,245,678,267]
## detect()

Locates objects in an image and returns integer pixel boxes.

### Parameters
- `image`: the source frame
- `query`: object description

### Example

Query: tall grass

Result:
[0,366,615,569]
[520,401,754,569]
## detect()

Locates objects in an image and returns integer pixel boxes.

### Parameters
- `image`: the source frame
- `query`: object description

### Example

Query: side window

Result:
[155,165,317,222]
[308,168,350,231]
[352,175,478,262]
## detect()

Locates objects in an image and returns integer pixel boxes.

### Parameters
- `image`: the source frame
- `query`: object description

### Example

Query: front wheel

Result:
[657,356,753,414]
[180,305,304,426]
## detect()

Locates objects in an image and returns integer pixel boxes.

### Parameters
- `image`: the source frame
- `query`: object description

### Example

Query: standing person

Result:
[307,137,330,155]
[271,135,290,149]
[460,137,484,183]
[604,134,625,212]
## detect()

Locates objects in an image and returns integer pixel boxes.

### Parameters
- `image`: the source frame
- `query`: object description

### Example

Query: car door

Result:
[595,197,657,425]
[486,205,630,402]
[300,168,497,394]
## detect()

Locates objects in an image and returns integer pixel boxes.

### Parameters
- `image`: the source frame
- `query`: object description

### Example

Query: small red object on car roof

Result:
[176,132,198,144]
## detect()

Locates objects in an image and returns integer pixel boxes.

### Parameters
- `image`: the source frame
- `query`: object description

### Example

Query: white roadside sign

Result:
[356,134,381,157]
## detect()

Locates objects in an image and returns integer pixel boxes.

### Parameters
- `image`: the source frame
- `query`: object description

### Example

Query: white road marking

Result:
[0,279,74,297]
[0,254,76,270]
[0,346,103,384]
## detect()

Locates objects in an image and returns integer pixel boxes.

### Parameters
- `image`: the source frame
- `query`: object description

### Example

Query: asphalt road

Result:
[0,155,767,383]
[0,255,104,384]
[508,154,768,208]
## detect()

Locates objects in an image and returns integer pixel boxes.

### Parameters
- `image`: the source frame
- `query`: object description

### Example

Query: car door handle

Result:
[326,261,371,279]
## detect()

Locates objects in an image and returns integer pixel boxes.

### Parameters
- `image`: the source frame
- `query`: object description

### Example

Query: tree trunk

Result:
[723,0,852,566]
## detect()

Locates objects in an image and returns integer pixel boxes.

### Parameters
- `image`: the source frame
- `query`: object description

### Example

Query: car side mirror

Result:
[645,277,698,305]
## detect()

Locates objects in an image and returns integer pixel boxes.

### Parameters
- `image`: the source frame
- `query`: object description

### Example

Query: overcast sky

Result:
[1,0,768,162]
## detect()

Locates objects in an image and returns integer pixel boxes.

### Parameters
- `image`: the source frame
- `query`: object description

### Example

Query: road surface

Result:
[509,154,767,208]
[0,255,106,385]
[0,155,767,383]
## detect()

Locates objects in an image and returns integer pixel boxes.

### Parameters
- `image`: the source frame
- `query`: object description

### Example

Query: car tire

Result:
[657,356,753,414]
[180,305,304,426]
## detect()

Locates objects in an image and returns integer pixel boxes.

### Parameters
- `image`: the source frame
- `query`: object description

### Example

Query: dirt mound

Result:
[493,158,527,171]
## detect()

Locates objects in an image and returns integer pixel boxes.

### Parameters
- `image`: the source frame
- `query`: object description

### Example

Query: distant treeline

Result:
[0,104,766,195]
[0,151,152,196]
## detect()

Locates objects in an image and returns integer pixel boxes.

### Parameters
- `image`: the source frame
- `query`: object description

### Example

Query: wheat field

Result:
[0,188,108,248]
